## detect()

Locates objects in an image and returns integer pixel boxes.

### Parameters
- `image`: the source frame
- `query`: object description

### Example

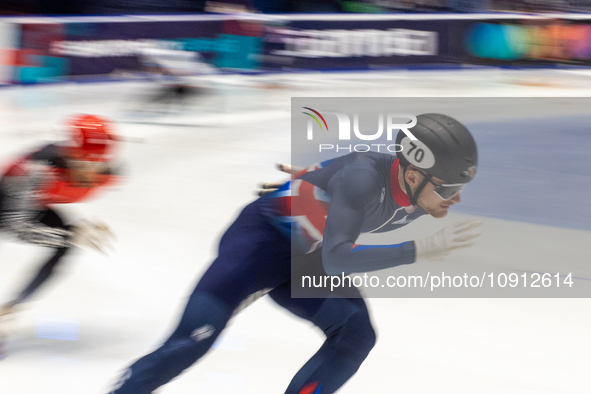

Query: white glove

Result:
[70,220,116,255]
[414,219,482,261]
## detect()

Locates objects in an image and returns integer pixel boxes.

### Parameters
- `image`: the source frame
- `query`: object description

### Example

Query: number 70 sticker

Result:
[399,136,435,169]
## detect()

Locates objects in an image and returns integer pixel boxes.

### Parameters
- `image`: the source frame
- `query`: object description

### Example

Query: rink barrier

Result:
[2,13,591,85]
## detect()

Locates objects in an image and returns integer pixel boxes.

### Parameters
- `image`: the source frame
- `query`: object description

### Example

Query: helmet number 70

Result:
[407,142,424,163]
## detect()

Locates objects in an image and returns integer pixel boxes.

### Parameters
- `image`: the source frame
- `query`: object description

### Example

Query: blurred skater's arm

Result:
[257,163,304,196]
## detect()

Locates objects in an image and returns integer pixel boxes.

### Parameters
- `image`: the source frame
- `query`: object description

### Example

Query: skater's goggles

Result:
[415,169,465,200]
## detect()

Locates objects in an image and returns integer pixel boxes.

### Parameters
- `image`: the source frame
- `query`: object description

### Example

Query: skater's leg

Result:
[109,291,234,394]
[109,201,292,394]
[10,209,71,305]
[269,284,376,394]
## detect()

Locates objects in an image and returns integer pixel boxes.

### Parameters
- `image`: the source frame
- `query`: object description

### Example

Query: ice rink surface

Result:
[0,68,590,393]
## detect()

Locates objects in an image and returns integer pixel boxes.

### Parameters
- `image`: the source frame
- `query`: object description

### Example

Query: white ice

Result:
[0,68,590,394]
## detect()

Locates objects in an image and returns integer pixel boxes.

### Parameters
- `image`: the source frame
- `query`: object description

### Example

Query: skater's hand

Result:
[414,219,482,261]
[257,163,304,196]
[70,219,116,255]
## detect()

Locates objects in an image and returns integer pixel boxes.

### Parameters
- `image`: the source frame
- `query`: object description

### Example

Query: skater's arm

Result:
[321,167,415,276]
[1,166,70,248]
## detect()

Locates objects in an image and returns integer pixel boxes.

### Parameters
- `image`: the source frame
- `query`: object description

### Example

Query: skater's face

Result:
[65,157,108,187]
[405,167,462,218]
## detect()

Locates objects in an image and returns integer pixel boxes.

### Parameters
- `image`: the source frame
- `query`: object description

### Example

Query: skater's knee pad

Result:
[168,292,234,342]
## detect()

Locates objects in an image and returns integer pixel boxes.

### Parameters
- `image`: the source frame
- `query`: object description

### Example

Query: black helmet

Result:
[395,113,478,205]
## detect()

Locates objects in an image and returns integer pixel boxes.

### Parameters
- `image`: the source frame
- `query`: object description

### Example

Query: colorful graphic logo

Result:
[303,108,417,142]
[302,107,328,131]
